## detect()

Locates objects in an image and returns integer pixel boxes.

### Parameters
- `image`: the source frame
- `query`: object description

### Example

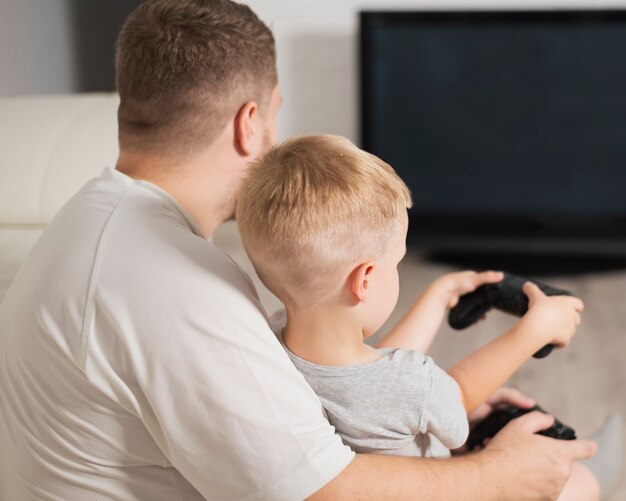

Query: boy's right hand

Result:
[518,282,584,348]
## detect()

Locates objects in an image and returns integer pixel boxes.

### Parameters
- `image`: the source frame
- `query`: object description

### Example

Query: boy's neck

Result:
[282,304,380,367]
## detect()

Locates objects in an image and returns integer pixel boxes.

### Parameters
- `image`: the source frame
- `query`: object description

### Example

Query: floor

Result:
[214,223,626,499]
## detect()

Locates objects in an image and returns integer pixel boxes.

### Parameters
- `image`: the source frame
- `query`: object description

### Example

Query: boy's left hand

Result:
[434,270,504,309]
[451,387,536,455]
[467,386,536,425]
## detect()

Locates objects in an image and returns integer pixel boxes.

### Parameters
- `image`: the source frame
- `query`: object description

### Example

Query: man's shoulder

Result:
[43,171,263,318]
[100,203,261,314]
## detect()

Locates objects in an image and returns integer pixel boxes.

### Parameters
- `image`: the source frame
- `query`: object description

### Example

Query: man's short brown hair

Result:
[116,0,277,155]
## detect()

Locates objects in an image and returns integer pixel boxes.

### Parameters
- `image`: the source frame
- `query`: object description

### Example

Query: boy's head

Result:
[237,134,413,317]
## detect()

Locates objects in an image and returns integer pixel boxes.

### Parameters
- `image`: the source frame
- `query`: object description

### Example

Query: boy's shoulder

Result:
[284,345,435,381]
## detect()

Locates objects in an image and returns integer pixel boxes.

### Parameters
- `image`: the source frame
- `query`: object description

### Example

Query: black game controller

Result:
[448,273,573,358]
[466,404,577,450]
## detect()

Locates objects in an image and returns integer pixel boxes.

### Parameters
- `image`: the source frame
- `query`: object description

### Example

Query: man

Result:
[0,0,596,499]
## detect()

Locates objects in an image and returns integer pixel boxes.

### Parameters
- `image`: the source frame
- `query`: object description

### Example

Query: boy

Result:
[236,134,599,499]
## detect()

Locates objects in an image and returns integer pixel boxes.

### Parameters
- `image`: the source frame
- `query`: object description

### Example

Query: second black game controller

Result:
[448,272,573,358]
[466,404,577,450]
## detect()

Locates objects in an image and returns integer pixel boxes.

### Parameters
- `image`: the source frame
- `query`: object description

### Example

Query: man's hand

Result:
[434,270,504,309]
[484,411,597,500]
[308,411,597,501]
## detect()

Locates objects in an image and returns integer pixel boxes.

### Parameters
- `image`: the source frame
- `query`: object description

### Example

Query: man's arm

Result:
[448,283,583,412]
[308,411,597,501]
[377,271,503,353]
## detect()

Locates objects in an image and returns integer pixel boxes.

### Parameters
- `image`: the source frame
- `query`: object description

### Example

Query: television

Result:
[360,10,626,256]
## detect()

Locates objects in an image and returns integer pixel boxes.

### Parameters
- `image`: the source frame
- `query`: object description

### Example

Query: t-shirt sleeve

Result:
[417,357,469,450]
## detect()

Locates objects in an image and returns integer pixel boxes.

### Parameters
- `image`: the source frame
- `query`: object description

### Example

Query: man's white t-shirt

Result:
[0,168,354,500]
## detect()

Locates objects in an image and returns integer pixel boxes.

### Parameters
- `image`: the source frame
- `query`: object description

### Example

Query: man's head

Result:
[237,135,413,320]
[115,0,278,157]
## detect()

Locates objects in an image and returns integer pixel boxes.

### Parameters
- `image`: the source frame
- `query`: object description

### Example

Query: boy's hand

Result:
[518,282,584,348]
[467,386,535,425]
[434,270,504,309]
[451,386,536,455]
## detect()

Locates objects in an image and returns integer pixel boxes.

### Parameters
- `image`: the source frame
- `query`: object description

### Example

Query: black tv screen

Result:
[360,10,626,253]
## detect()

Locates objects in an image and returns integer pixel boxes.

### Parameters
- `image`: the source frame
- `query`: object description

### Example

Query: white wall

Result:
[3,0,626,138]
[0,0,76,96]
[247,0,626,143]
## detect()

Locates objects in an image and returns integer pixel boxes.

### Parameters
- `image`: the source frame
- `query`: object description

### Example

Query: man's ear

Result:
[233,100,259,157]
[350,261,376,303]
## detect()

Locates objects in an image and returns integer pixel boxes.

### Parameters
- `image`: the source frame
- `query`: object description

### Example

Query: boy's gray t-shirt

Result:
[284,344,469,458]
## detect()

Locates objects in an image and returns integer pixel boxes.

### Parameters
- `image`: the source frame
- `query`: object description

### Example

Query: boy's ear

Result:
[233,100,259,157]
[350,261,376,303]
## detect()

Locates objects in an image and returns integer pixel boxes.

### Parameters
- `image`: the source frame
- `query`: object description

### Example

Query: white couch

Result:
[0,94,119,303]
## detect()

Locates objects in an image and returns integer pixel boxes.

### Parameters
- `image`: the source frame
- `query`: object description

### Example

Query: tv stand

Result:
[424,246,626,277]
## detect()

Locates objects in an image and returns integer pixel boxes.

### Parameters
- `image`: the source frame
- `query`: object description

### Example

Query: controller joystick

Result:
[466,404,577,450]
[448,273,573,358]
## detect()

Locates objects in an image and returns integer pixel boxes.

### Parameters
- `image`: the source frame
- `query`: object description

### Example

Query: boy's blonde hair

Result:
[236,134,412,306]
